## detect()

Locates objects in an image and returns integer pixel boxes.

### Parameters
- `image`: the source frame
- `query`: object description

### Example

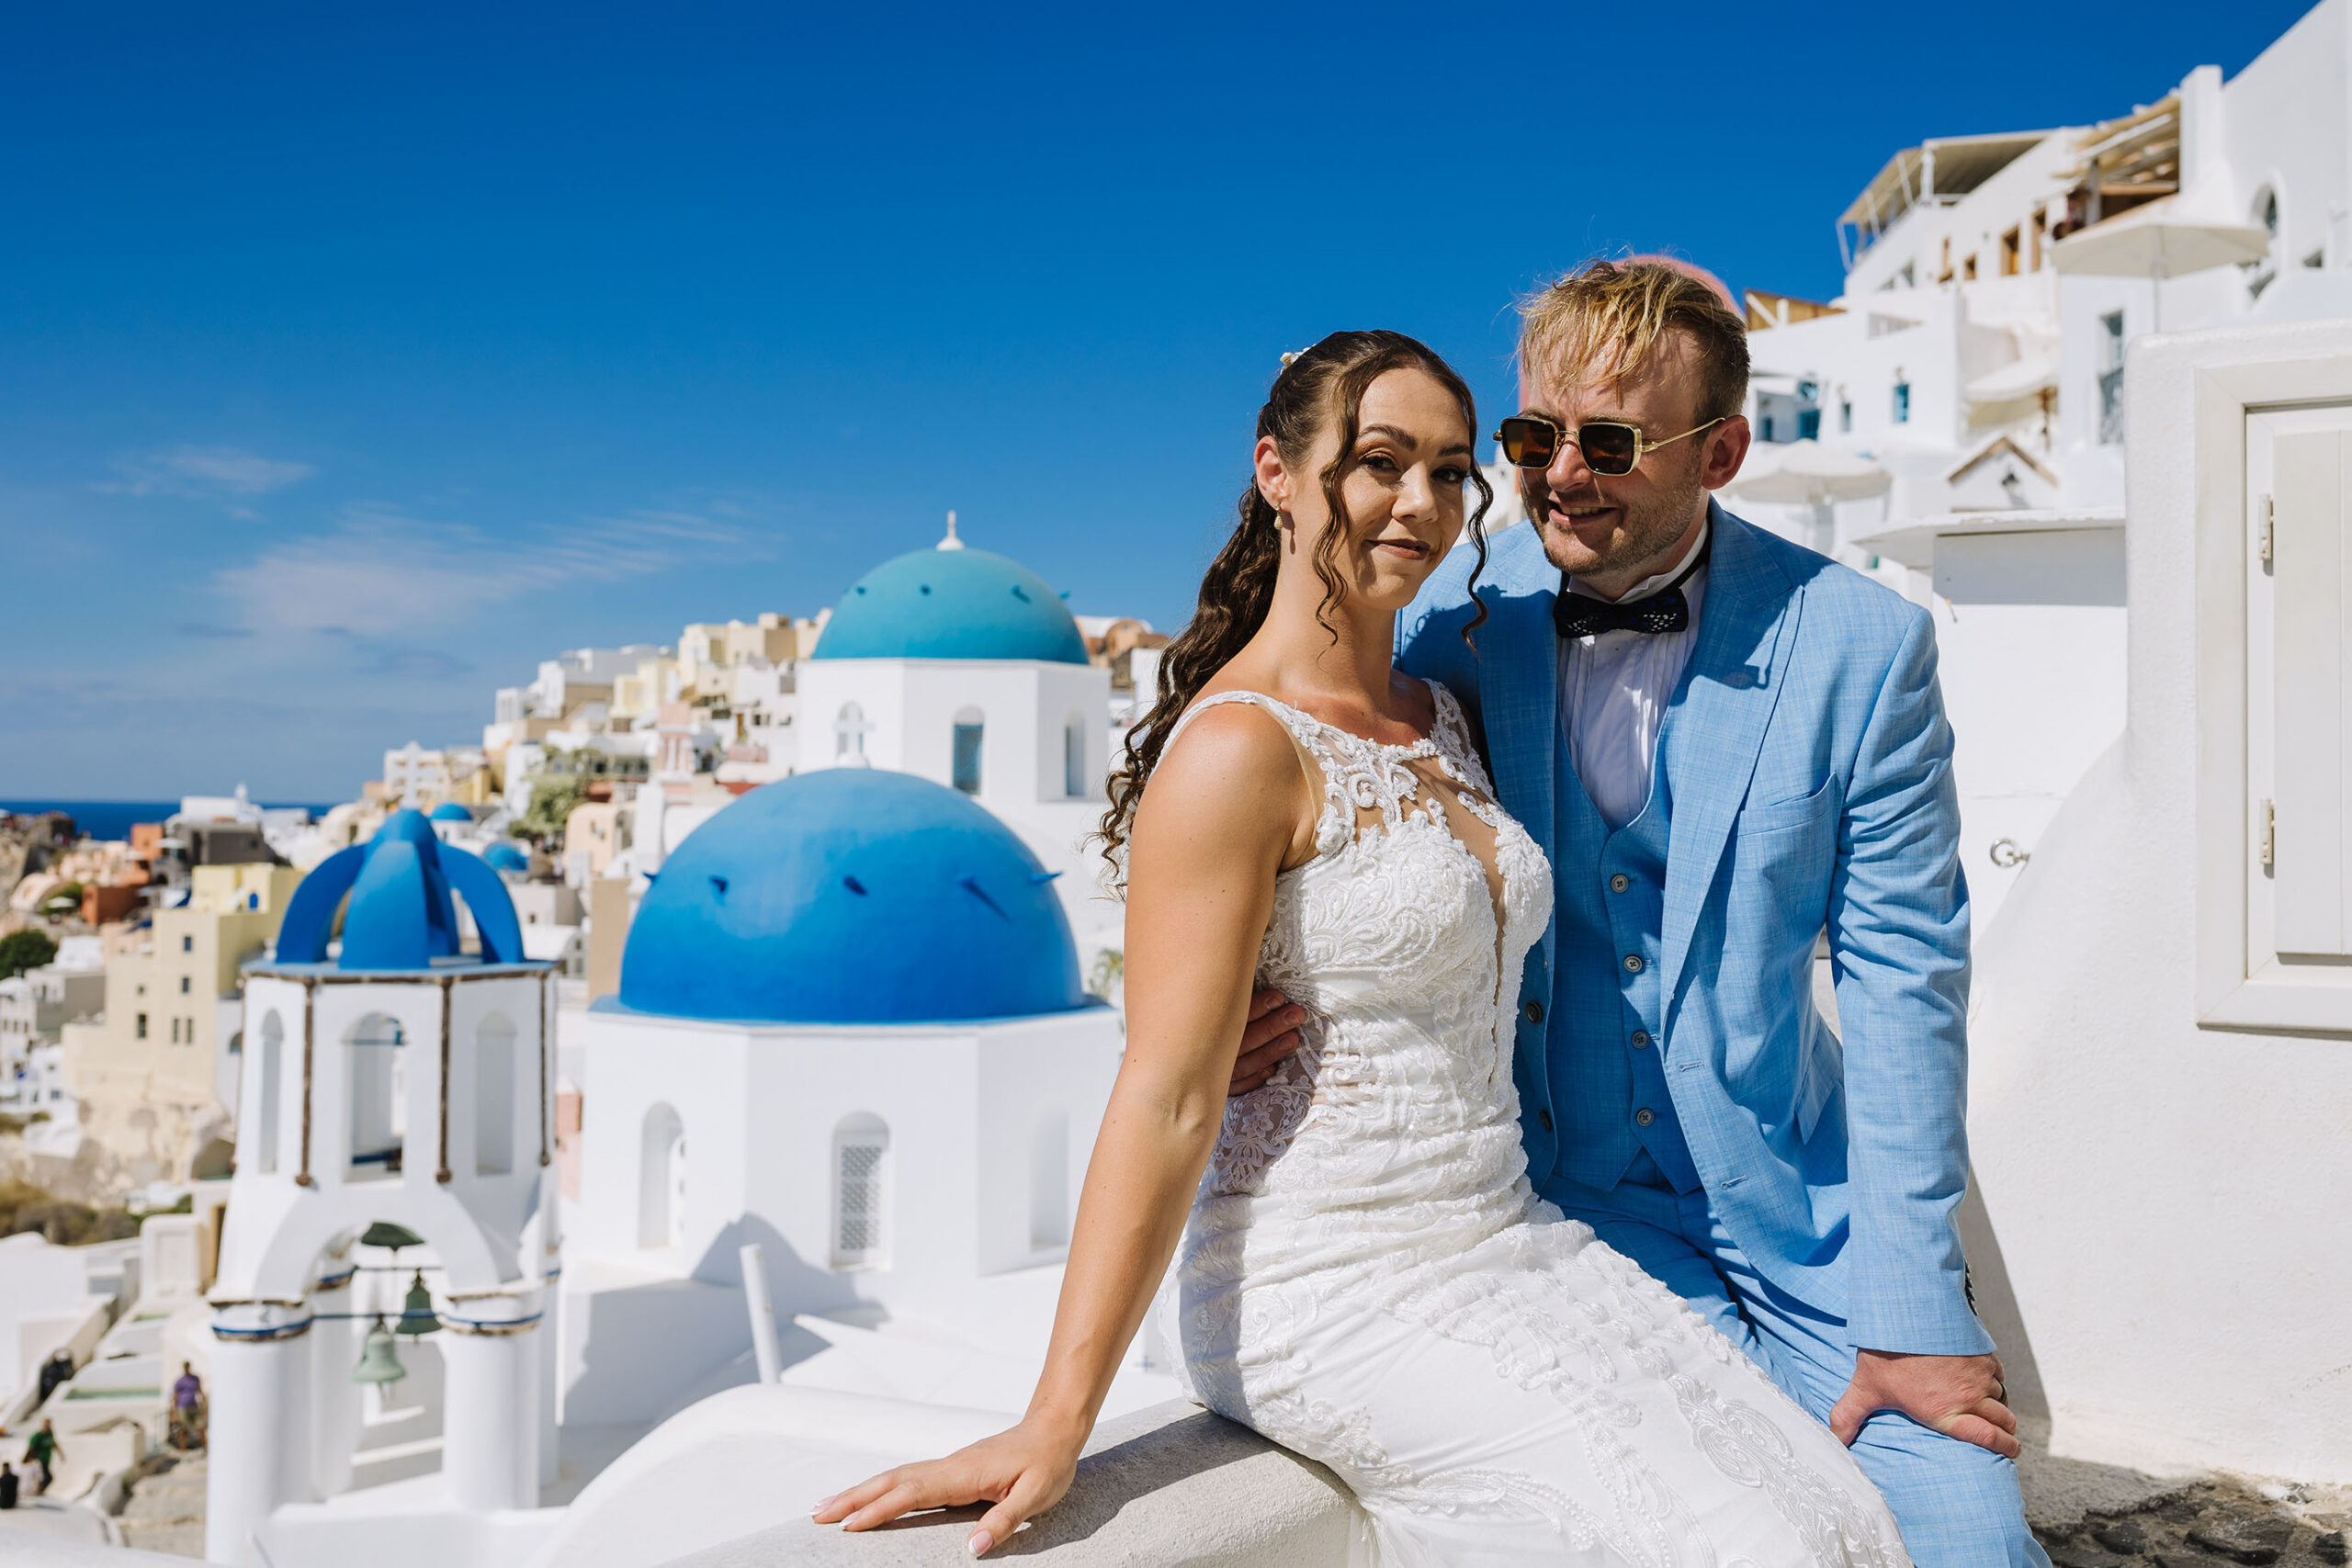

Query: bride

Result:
[813,331,1912,1566]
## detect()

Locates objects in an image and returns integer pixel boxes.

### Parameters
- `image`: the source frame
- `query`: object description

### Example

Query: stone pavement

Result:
[116,1451,206,1559]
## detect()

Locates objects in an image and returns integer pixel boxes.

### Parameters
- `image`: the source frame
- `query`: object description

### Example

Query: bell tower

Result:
[207,810,558,1562]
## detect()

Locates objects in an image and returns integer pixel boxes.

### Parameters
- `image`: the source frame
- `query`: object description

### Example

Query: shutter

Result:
[2271,430,2352,957]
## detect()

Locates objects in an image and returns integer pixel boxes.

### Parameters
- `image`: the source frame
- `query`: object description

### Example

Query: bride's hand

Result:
[811,1416,1086,1557]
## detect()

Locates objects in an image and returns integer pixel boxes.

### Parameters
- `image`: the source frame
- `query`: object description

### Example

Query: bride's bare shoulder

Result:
[1130,698,1310,863]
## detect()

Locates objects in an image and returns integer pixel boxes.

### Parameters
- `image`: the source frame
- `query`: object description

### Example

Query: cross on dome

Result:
[937,509,965,551]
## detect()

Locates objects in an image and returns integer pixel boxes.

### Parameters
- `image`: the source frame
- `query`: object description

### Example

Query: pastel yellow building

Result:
[62,863,302,1187]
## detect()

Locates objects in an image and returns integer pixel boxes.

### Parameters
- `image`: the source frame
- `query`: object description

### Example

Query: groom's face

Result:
[1518,332,1715,592]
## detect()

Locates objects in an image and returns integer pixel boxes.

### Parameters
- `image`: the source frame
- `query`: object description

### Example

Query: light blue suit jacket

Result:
[1399,503,1990,1357]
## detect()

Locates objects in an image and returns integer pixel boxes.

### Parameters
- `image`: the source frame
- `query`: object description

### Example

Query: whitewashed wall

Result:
[1962,317,2352,1482]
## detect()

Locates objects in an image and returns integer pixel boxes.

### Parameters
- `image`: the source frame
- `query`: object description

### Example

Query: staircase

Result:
[118,1452,206,1559]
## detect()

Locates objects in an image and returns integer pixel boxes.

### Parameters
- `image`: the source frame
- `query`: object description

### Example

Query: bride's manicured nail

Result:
[811,1495,835,1514]
[967,1529,995,1557]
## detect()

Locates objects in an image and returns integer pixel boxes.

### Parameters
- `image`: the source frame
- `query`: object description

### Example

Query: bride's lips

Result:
[1371,537,1431,559]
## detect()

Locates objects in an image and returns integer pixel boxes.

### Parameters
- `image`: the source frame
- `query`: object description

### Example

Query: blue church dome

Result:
[482,841,529,874]
[812,546,1090,664]
[428,802,474,823]
[616,771,1090,1025]
[275,809,529,971]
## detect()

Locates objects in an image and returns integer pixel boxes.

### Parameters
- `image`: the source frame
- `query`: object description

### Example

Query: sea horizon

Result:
[2,798,346,842]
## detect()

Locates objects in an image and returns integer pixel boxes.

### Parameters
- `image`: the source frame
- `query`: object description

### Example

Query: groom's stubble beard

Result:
[1522,452,1709,588]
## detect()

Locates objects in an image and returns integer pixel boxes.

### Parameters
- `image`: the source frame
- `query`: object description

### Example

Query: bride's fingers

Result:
[811,1470,900,1524]
[967,1473,1054,1557]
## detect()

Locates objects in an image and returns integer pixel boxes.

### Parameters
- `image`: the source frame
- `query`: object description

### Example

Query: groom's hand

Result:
[1228,987,1306,1096]
[1830,1349,2019,1459]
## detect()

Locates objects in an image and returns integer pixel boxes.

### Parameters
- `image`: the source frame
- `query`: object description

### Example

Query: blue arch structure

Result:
[812,547,1090,664]
[617,770,1090,1024]
[276,809,527,970]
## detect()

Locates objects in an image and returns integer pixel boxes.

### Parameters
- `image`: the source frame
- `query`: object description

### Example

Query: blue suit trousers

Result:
[1546,1175,2049,1568]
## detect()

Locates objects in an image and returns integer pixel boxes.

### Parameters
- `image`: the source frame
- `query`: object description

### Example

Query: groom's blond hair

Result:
[1519,257,1750,425]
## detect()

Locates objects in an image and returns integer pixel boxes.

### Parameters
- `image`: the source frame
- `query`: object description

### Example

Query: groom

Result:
[1235,259,2041,1567]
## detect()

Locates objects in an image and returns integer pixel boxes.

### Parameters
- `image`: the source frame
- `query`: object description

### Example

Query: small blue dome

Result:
[429,802,474,823]
[275,809,529,971]
[812,547,1090,664]
[483,842,529,873]
[617,771,1089,1024]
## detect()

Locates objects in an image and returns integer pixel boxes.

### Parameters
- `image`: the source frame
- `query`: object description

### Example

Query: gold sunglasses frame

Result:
[1493,414,1727,474]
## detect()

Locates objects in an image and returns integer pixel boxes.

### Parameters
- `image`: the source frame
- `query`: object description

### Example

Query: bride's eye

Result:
[1359,452,1401,478]
[1435,465,1470,487]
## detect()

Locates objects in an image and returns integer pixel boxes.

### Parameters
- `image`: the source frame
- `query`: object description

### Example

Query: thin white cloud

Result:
[102,444,317,499]
[207,503,761,639]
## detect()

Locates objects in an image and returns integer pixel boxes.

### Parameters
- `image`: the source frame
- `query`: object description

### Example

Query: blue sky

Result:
[0,1,2319,800]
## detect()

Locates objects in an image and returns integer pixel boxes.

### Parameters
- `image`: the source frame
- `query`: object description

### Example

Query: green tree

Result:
[517,767,590,847]
[0,928,59,977]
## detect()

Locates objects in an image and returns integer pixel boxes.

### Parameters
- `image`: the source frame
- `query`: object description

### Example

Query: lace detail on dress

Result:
[1157,684,1909,1568]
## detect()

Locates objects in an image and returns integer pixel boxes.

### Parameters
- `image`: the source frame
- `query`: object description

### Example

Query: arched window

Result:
[833,701,870,763]
[1029,1108,1070,1250]
[254,1011,283,1175]
[1063,713,1087,799]
[474,1012,516,1176]
[952,707,984,795]
[831,1113,890,1269]
[346,1013,407,1181]
[639,1101,686,1250]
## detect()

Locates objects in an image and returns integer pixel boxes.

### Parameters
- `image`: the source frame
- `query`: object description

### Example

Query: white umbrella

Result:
[1723,441,1892,553]
[2051,206,2270,330]
[1963,353,2057,405]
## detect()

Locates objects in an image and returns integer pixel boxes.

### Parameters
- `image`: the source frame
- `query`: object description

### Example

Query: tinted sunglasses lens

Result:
[1497,418,1556,468]
[1579,423,1639,474]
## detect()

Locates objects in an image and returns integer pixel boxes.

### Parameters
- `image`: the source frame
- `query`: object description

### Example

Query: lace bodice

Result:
[1158,683,1551,1249]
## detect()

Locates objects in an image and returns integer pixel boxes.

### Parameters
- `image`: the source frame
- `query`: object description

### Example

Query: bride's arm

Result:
[812,705,1307,1556]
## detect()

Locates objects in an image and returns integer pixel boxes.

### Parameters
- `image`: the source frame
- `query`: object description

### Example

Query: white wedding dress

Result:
[1157,685,1911,1568]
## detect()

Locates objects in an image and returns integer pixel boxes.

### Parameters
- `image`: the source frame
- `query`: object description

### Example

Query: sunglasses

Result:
[1493,414,1725,476]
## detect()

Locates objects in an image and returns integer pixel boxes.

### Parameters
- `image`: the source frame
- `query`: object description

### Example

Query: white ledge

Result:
[660,1399,1357,1567]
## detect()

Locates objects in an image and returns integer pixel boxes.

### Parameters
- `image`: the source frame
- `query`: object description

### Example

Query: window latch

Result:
[2261,798,2276,869]
[2259,493,2274,566]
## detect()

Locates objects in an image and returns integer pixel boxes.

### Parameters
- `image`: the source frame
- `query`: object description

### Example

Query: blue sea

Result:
[0,800,341,842]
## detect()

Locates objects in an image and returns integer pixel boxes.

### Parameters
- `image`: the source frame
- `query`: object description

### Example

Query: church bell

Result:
[394,1269,441,1337]
[351,1318,406,1385]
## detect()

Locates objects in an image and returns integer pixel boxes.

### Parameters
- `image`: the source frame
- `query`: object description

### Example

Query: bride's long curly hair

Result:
[1097,330,1492,878]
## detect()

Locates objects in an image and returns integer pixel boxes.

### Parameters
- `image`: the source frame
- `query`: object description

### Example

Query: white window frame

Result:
[2195,355,2352,1036]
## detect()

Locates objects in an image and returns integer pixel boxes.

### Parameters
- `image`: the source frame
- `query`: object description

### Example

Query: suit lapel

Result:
[1484,571,1560,971]
[1660,509,1802,1013]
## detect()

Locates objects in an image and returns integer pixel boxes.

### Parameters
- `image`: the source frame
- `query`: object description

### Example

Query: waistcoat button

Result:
[1610,874,1631,893]
[1631,1030,1652,1049]
[1537,1109,1555,1133]
[1623,953,1645,974]
[1523,999,1544,1024]
[1634,1108,1657,1128]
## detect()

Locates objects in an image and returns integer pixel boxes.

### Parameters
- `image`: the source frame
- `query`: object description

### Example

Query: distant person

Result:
[21,1419,60,1495]
[35,1350,71,1405]
[170,1362,205,1450]
[0,1461,18,1510]
[816,327,1924,1562]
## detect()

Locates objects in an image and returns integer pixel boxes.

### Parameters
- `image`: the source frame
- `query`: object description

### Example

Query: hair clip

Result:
[1279,349,1304,368]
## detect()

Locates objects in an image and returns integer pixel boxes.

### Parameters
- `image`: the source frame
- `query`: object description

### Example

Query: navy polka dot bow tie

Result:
[1553,586,1690,639]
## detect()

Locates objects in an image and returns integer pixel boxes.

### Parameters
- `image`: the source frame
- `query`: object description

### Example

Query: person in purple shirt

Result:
[170,1362,204,1450]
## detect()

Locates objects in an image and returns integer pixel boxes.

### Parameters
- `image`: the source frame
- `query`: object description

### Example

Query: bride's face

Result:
[1258,367,1476,615]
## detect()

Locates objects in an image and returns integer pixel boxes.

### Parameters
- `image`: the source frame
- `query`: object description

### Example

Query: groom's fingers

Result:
[1826,1388,1869,1447]
[1969,1395,2018,1436]
[1229,991,1306,1095]
[1936,1409,2023,1460]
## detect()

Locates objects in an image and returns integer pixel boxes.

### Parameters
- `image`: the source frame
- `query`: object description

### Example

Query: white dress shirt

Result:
[1559,517,1710,830]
